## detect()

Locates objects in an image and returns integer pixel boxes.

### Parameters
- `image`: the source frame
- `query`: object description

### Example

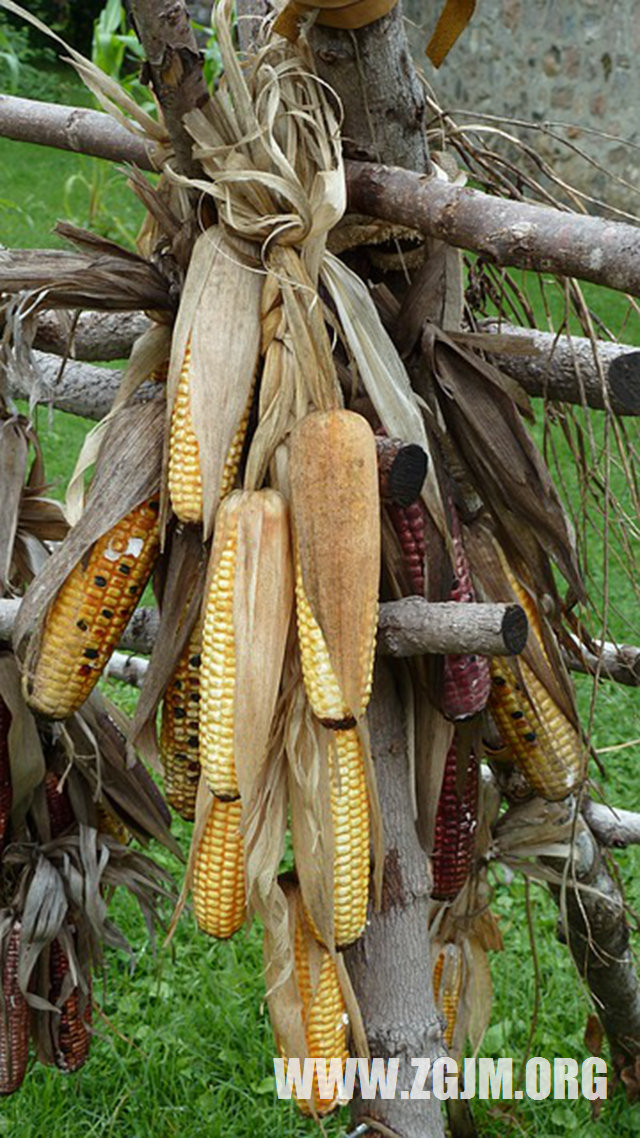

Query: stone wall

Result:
[404,0,639,212]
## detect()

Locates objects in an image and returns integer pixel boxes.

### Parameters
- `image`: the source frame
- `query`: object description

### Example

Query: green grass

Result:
[3,68,640,1138]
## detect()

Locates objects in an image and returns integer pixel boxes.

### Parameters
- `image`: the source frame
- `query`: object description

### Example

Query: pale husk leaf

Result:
[0,652,45,825]
[0,419,28,592]
[165,227,262,539]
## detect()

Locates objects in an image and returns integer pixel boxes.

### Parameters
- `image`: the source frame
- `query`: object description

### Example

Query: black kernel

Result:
[101,608,114,619]
[493,675,506,686]
[189,693,200,703]
[94,575,107,587]
[174,708,186,719]
[149,500,160,512]
[128,585,140,596]
[174,680,183,691]
[511,710,524,720]
[189,654,201,668]
[524,731,537,743]
[84,648,99,660]
[118,564,131,576]
[76,619,89,631]
[187,735,198,748]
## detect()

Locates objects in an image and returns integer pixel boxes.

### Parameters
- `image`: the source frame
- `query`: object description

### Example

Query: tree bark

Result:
[378,598,528,657]
[345,660,446,1138]
[346,161,640,297]
[474,322,640,415]
[105,650,149,687]
[545,823,640,1077]
[30,311,151,362]
[0,94,157,170]
[567,637,640,687]
[8,351,157,420]
[124,0,209,178]
[311,3,429,171]
[583,801,640,849]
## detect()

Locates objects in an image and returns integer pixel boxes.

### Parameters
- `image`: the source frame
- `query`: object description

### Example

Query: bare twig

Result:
[0,94,157,170]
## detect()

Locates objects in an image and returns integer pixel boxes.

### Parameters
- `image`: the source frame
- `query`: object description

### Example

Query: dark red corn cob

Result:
[387,500,427,597]
[0,696,12,852]
[0,921,29,1095]
[49,938,91,1073]
[44,772,75,839]
[432,744,479,901]
[441,503,491,721]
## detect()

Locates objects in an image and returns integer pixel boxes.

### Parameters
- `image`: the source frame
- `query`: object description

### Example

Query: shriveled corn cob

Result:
[168,340,252,523]
[387,499,427,597]
[0,697,12,853]
[0,921,29,1095]
[201,529,238,799]
[49,937,91,1073]
[97,804,130,845]
[292,914,349,1115]
[44,771,75,839]
[489,661,583,800]
[27,498,160,719]
[441,504,491,721]
[295,558,354,729]
[433,943,464,1050]
[290,410,379,730]
[327,729,370,948]
[432,744,479,901]
[160,623,202,821]
[192,796,245,939]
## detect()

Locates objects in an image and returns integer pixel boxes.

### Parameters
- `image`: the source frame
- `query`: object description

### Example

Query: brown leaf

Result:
[584,1012,604,1056]
[0,419,29,591]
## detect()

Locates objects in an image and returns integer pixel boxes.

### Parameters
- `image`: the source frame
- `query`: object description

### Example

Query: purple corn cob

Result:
[388,500,427,597]
[432,744,479,901]
[49,937,92,1073]
[441,503,491,721]
[0,921,29,1095]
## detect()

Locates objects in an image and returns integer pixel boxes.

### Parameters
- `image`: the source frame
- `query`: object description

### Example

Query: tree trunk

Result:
[345,661,446,1137]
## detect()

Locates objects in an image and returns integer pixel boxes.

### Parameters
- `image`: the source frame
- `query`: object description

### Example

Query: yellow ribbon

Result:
[274,0,398,41]
[425,0,476,67]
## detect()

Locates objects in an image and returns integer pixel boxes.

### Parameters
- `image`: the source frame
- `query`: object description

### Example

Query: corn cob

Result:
[49,938,91,1073]
[0,921,29,1095]
[292,913,349,1115]
[327,729,370,947]
[192,796,245,939]
[168,340,253,523]
[0,697,12,853]
[27,498,161,719]
[295,558,354,729]
[387,500,427,597]
[160,623,202,821]
[441,504,491,721]
[433,943,463,1050]
[200,527,238,799]
[489,661,583,800]
[290,410,380,730]
[96,804,130,845]
[431,744,479,901]
[44,771,75,839]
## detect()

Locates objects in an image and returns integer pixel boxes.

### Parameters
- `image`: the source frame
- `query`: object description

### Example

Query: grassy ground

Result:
[2,68,640,1138]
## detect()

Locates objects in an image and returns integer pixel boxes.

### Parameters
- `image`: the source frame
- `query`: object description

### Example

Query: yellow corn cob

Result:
[433,944,463,1050]
[192,796,245,939]
[160,623,202,821]
[327,728,370,948]
[295,557,354,728]
[27,498,160,719]
[292,915,349,1115]
[489,659,583,800]
[168,341,253,523]
[200,530,238,799]
[168,342,202,523]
